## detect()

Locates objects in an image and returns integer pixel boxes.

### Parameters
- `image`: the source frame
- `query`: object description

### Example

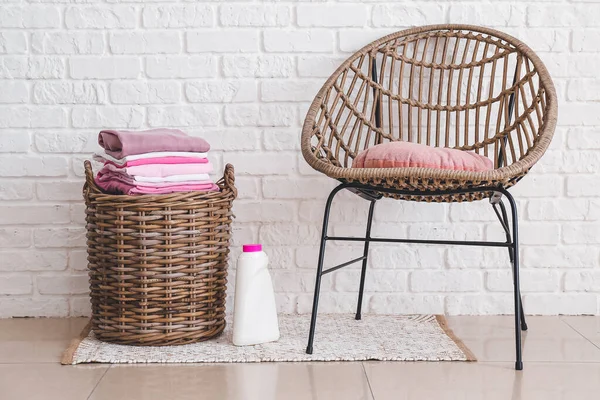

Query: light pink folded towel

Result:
[105,161,213,178]
[95,169,219,195]
[98,128,211,159]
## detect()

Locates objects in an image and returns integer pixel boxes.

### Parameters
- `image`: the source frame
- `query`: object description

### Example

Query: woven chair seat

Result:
[301,25,557,202]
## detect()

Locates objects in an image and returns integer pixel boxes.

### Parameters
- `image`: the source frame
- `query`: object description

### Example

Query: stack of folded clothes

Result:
[93,128,219,195]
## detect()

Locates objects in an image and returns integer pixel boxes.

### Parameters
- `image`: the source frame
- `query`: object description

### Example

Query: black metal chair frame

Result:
[304,183,527,371]
[305,59,529,371]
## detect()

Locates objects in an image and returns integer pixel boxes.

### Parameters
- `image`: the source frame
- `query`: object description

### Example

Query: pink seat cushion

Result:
[353,141,493,171]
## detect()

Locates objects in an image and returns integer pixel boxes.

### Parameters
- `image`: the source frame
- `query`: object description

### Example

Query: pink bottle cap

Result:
[243,244,262,253]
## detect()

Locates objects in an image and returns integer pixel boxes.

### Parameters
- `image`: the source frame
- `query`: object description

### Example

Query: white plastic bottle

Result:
[232,244,280,346]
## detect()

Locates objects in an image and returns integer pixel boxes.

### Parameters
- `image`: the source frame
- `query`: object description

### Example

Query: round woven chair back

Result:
[301,25,557,200]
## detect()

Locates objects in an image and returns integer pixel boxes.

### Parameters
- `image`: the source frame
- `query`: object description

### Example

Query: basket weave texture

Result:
[83,160,237,346]
[301,25,558,202]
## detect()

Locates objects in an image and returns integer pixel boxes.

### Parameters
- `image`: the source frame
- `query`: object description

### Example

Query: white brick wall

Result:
[1,1,599,318]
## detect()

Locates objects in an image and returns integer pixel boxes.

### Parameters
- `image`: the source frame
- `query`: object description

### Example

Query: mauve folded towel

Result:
[95,170,219,195]
[98,128,211,158]
[96,179,219,195]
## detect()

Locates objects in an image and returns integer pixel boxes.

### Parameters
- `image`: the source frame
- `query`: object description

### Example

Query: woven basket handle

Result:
[223,163,237,198]
[83,160,101,195]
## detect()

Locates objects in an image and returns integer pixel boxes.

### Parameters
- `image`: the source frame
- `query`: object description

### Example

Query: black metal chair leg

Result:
[510,252,527,331]
[512,256,528,331]
[499,201,528,331]
[356,200,376,320]
[502,191,524,371]
[306,186,344,354]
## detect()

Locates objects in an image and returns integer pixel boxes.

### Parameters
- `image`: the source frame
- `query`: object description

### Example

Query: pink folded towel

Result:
[95,169,219,195]
[130,183,218,195]
[105,162,213,178]
[98,128,211,159]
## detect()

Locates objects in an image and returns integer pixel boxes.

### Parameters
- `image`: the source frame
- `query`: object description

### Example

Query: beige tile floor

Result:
[1,316,600,399]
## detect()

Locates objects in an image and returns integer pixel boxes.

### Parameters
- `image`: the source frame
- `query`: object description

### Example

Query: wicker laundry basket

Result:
[82,160,237,346]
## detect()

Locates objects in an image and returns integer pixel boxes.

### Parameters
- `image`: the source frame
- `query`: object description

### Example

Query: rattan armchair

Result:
[301,25,557,371]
